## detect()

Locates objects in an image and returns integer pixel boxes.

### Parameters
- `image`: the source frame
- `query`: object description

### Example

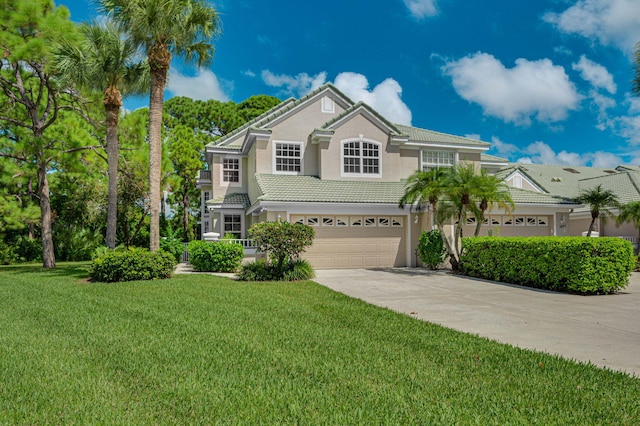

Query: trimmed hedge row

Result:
[460,237,635,294]
[89,247,176,283]
[187,240,244,272]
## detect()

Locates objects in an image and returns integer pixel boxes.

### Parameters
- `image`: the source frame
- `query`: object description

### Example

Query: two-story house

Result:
[196,83,636,269]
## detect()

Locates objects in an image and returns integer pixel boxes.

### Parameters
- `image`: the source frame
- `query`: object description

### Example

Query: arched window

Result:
[341,138,381,177]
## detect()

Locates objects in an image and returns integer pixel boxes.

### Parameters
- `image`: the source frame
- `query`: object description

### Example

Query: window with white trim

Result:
[274,142,302,174]
[223,214,242,239]
[222,158,240,183]
[203,192,210,216]
[342,140,381,177]
[421,151,456,171]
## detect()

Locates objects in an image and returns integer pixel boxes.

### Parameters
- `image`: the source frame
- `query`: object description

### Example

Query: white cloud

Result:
[464,133,481,140]
[261,70,327,98]
[442,52,581,125]
[544,0,640,54]
[572,55,617,94]
[490,136,520,157]
[403,0,438,19]
[259,70,413,125]
[333,72,412,125]
[514,141,624,168]
[167,69,230,101]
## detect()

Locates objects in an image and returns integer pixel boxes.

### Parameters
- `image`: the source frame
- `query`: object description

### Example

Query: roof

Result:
[255,174,406,204]
[206,193,251,209]
[206,83,356,150]
[481,153,509,163]
[394,124,490,149]
[507,187,577,206]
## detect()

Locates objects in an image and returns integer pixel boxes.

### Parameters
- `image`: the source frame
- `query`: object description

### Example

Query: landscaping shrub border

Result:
[89,247,176,283]
[187,240,244,272]
[460,236,635,294]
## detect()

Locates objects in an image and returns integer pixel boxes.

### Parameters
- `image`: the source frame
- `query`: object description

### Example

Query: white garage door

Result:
[292,215,406,269]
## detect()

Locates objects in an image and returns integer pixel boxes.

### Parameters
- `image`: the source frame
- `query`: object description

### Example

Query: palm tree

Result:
[574,184,620,237]
[101,0,220,251]
[399,168,457,266]
[616,201,640,250]
[55,20,149,249]
[399,168,446,221]
[472,171,514,237]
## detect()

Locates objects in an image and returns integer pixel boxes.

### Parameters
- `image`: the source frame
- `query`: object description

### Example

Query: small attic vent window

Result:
[321,96,335,113]
[563,168,580,174]
[603,169,617,174]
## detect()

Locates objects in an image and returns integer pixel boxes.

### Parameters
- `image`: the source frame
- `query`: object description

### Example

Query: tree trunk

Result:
[104,87,122,250]
[148,74,166,252]
[587,215,597,237]
[36,152,55,268]
[148,43,171,252]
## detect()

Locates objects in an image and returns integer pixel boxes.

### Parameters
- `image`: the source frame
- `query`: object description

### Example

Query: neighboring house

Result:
[196,83,637,269]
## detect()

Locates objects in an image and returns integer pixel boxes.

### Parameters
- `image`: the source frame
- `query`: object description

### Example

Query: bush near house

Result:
[417,229,448,270]
[187,240,244,273]
[460,237,635,294]
[238,221,315,281]
[89,247,176,283]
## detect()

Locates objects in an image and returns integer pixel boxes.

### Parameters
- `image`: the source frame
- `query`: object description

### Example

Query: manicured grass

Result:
[0,263,638,424]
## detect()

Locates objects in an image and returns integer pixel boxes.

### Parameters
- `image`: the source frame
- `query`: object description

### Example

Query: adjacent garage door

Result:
[292,215,406,269]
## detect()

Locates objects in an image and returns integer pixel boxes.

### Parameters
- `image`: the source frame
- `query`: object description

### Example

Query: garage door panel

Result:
[304,220,406,269]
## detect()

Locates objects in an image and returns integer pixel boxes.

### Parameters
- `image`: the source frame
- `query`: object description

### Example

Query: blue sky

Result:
[60,0,640,168]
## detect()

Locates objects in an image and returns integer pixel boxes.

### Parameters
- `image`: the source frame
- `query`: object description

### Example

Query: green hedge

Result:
[89,247,176,283]
[187,240,244,272]
[460,237,635,294]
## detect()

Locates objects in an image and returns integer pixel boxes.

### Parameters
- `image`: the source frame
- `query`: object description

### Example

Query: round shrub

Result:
[89,247,176,283]
[187,240,244,272]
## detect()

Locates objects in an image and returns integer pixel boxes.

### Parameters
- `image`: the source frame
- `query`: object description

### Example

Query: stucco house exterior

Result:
[196,84,639,269]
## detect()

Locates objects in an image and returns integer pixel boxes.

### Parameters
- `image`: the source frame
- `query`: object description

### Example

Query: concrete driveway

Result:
[314,268,640,378]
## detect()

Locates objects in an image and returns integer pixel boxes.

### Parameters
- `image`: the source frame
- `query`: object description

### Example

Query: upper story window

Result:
[222,158,240,184]
[342,139,381,177]
[421,150,456,171]
[274,141,302,174]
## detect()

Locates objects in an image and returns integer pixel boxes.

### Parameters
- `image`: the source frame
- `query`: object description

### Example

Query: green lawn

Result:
[1,263,638,424]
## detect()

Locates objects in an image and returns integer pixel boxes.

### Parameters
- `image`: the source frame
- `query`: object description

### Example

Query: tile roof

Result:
[206,83,356,150]
[255,174,406,204]
[394,124,490,148]
[206,193,251,209]
[320,102,402,135]
[507,187,577,206]
[481,153,509,163]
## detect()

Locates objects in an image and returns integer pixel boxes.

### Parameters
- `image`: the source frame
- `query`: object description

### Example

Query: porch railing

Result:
[197,170,212,181]
[181,239,257,262]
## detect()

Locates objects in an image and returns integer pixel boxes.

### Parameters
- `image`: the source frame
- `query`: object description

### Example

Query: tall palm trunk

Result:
[104,86,122,249]
[148,42,171,251]
[36,142,55,268]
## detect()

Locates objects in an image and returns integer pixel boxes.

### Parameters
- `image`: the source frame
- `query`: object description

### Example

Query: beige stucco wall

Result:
[211,155,248,198]
[255,96,346,176]
[602,218,637,237]
[568,216,595,236]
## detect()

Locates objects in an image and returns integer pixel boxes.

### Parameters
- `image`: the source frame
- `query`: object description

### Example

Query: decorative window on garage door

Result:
[287,215,405,228]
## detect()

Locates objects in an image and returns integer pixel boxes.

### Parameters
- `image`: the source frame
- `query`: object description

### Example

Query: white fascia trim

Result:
[402,142,489,151]
[327,106,397,134]
[505,170,546,193]
[267,88,353,128]
[248,201,408,216]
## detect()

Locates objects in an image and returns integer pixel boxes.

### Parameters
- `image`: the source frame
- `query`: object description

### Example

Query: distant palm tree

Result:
[101,0,220,251]
[472,170,514,237]
[56,20,149,249]
[574,184,620,237]
[616,200,640,247]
